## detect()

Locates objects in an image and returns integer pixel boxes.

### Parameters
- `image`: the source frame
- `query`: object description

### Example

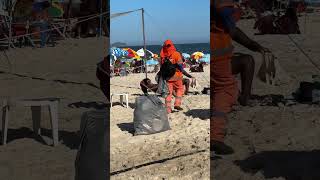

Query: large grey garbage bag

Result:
[134,95,170,135]
[75,109,109,180]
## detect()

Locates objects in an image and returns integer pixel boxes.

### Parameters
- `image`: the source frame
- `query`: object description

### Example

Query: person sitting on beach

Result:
[140,76,193,95]
[275,7,300,34]
[141,50,195,97]
[190,62,204,72]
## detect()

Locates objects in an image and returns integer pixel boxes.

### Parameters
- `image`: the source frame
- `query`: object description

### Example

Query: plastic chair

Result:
[110,93,129,108]
[1,98,59,146]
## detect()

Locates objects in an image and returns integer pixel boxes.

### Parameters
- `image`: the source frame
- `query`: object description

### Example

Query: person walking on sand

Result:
[160,39,185,113]
[211,0,270,154]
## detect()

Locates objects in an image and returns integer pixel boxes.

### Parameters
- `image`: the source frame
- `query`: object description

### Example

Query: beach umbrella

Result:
[122,48,140,59]
[48,0,64,17]
[182,53,190,59]
[136,48,154,57]
[199,54,210,63]
[146,59,159,66]
[111,47,128,58]
[191,52,205,60]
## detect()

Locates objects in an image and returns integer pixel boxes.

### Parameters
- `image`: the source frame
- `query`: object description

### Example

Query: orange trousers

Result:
[211,58,238,142]
[165,80,184,113]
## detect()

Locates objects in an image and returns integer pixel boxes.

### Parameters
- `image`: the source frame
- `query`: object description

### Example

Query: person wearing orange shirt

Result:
[211,0,270,154]
[160,39,185,113]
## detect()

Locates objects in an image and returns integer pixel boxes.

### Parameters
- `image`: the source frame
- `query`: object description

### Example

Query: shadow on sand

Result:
[68,101,108,109]
[234,150,320,180]
[3,127,80,149]
[117,123,134,135]
[110,102,135,109]
[184,109,210,120]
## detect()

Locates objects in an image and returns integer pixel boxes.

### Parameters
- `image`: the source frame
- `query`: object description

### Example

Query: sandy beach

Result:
[212,11,320,180]
[110,10,320,180]
[0,37,107,180]
[110,67,210,179]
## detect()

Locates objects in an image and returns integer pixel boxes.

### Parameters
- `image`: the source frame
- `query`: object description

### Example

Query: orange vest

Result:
[211,0,235,60]
[170,52,183,81]
[161,52,183,81]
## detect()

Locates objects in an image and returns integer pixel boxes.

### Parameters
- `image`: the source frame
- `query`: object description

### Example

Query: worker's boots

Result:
[211,140,234,155]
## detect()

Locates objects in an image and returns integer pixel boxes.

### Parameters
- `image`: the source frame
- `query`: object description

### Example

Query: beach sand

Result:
[111,11,320,180]
[110,68,210,179]
[212,12,320,180]
[0,37,107,180]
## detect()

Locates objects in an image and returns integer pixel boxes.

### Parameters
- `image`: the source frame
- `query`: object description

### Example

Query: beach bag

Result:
[159,57,177,80]
[75,110,108,180]
[294,81,320,104]
[202,87,210,95]
[133,95,170,135]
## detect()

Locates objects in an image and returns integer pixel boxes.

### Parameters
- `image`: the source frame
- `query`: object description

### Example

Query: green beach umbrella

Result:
[48,1,64,17]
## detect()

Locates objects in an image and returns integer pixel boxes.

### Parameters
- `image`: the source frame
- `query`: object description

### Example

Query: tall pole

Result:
[99,0,103,37]
[8,0,12,50]
[141,8,147,78]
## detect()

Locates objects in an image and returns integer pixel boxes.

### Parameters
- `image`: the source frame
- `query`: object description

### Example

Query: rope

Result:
[0,11,110,41]
[144,10,171,40]
[286,34,320,72]
[110,149,208,176]
[111,9,142,19]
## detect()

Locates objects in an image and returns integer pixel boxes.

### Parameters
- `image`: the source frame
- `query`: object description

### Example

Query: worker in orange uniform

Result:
[160,39,185,113]
[211,0,270,154]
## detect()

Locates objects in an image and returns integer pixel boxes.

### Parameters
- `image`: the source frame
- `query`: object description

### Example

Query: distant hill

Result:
[111,42,127,47]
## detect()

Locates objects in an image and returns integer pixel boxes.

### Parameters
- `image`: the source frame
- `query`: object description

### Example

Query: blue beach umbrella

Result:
[199,54,210,63]
[111,47,128,58]
[146,59,159,66]
[182,53,190,59]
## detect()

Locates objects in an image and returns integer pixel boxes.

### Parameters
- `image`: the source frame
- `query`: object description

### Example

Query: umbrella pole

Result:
[8,1,12,51]
[141,8,147,78]
[99,0,103,37]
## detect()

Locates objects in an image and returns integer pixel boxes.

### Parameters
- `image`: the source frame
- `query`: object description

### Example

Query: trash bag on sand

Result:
[134,95,170,135]
[75,110,108,180]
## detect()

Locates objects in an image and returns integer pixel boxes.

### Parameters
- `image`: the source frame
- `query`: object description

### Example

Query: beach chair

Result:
[12,23,36,48]
[110,93,129,108]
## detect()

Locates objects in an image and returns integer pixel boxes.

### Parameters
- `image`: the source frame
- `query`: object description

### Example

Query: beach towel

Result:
[133,95,170,135]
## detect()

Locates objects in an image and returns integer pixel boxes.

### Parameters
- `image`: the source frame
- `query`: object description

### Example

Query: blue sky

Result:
[110,0,209,46]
